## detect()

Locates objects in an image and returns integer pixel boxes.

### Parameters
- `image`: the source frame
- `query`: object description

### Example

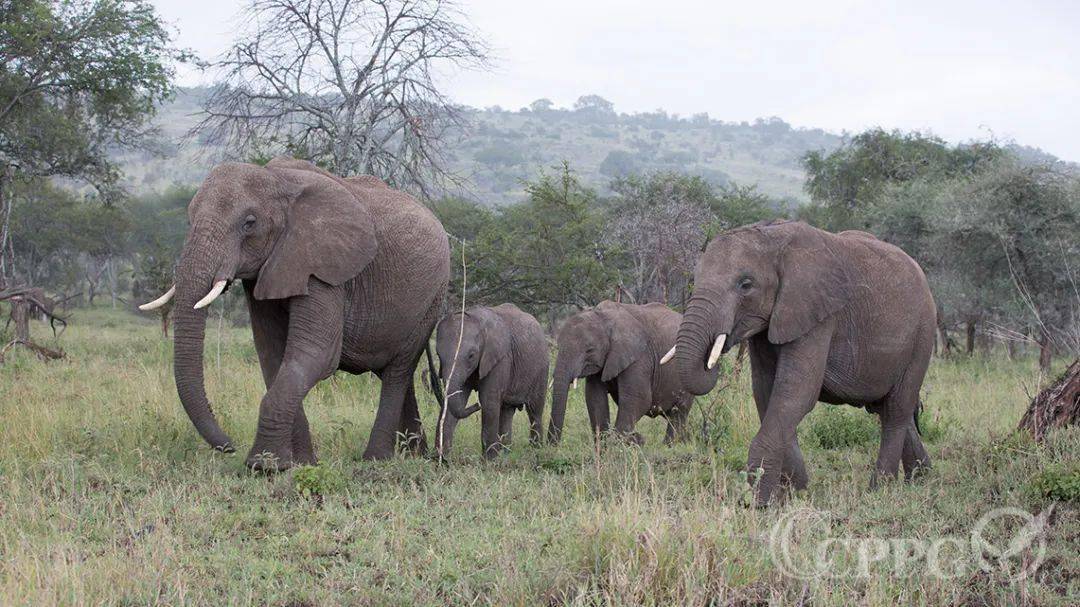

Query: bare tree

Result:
[196,0,490,194]
[605,173,713,307]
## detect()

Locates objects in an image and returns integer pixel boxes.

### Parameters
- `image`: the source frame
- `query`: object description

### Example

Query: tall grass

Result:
[0,308,1076,605]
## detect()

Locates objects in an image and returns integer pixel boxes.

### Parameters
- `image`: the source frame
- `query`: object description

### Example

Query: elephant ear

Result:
[478,310,510,378]
[599,304,648,382]
[767,223,855,344]
[253,167,378,300]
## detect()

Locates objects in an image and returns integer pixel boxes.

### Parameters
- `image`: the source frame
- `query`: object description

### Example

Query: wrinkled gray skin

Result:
[434,304,549,458]
[675,221,934,506]
[168,157,449,469]
[548,301,691,445]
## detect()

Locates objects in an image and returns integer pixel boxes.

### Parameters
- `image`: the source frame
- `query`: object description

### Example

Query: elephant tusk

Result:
[193,280,228,310]
[138,286,175,311]
[659,345,676,365]
[572,378,578,390]
[706,334,727,370]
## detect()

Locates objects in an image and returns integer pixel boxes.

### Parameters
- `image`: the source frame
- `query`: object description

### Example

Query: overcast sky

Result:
[155,0,1080,161]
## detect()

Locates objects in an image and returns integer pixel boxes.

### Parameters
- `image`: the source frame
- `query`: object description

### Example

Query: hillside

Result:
[116,88,843,205]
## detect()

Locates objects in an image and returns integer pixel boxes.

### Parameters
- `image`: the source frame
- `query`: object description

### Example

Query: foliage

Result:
[801,128,1001,230]
[292,464,346,498]
[1028,462,1080,504]
[465,164,616,320]
[804,406,878,449]
[0,0,185,188]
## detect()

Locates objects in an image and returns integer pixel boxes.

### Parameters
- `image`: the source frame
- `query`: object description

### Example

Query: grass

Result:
[0,307,1077,605]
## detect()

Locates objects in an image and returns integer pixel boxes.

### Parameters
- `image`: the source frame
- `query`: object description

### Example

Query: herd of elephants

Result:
[139,157,937,506]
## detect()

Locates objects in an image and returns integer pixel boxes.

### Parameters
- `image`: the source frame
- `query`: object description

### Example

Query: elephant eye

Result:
[738,277,754,292]
[242,214,257,233]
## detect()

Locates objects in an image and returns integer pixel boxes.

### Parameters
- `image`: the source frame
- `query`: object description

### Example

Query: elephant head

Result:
[671,220,854,395]
[548,302,647,443]
[433,308,510,454]
[139,158,377,452]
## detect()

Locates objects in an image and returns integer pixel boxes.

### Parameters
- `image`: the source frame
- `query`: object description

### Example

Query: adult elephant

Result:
[140,157,450,469]
[548,301,691,445]
[666,220,934,506]
[434,304,548,458]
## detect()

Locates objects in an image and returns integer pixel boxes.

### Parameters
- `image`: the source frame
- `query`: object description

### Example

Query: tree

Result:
[0,0,185,285]
[573,94,615,114]
[128,185,192,335]
[197,0,490,194]
[528,98,554,113]
[801,128,1000,231]
[605,172,713,306]
[467,164,615,324]
[598,150,639,179]
[932,160,1079,370]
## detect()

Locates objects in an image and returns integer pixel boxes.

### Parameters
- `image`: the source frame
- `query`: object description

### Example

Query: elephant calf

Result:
[434,304,549,458]
[548,301,692,445]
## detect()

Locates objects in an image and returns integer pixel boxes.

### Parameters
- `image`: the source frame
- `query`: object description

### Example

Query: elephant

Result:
[548,301,692,445]
[433,304,549,458]
[667,220,934,506]
[139,157,450,469]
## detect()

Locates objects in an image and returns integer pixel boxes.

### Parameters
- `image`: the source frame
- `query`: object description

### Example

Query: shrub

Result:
[806,406,878,449]
[1028,463,1080,504]
[292,464,345,498]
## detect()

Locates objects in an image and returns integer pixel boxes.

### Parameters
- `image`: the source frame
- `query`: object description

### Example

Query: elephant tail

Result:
[914,399,923,435]
[425,341,445,409]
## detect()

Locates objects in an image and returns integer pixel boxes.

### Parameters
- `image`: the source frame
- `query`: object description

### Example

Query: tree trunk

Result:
[965,320,976,356]
[1018,358,1079,441]
[11,296,29,341]
[1038,330,1054,372]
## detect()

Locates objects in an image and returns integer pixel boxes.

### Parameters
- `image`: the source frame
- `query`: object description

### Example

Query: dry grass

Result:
[0,307,1076,606]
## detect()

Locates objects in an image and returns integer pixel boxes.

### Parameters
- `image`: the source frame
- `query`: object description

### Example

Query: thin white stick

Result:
[436,238,467,460]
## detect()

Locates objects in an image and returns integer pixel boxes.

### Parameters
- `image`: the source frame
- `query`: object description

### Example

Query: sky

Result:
[154,0,1080,161]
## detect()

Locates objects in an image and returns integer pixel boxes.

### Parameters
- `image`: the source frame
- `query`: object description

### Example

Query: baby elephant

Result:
[548,301,692,445]
[434,304,549,458]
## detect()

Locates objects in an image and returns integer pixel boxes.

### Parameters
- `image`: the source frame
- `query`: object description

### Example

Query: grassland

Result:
[0,307,1076,606]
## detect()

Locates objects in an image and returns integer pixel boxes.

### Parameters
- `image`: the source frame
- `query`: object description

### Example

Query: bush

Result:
[806,406,878,449]
[1028,463,1080,504]
[292,464,345,498]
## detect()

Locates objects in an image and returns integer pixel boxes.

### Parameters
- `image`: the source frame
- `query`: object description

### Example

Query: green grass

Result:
[1,308,1077,605]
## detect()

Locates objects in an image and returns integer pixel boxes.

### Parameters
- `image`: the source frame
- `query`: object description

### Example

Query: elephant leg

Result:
[525,387,545,446]
[872,361,930,487]
[291,406,317,465]
[747,326,829,507]
[478,381,506,459]
[498,404,515,449]
[363,369,410,460]
[663,403,691,445]
[584,377,610,441]
[397,380,427,455]
[902,421,931,480]
[747,338,806,489]
[612,367,650,446]
[247,282,344,471]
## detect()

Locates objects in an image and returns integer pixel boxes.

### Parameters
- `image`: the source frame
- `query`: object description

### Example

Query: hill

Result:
[115,88,843,205]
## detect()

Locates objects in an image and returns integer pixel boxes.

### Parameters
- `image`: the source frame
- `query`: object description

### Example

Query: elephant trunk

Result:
[546,354,579,444]
[676,291,726,395]
[171,225,234,452]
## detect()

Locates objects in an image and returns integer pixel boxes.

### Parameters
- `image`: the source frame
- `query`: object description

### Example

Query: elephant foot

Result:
[610,430,644,446]
[245,447,295,472]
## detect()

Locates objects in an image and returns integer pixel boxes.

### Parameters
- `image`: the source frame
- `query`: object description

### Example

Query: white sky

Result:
[154,0,1080,161]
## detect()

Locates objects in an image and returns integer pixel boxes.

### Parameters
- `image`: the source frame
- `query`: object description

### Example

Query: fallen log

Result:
[1018,358,1080,441]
